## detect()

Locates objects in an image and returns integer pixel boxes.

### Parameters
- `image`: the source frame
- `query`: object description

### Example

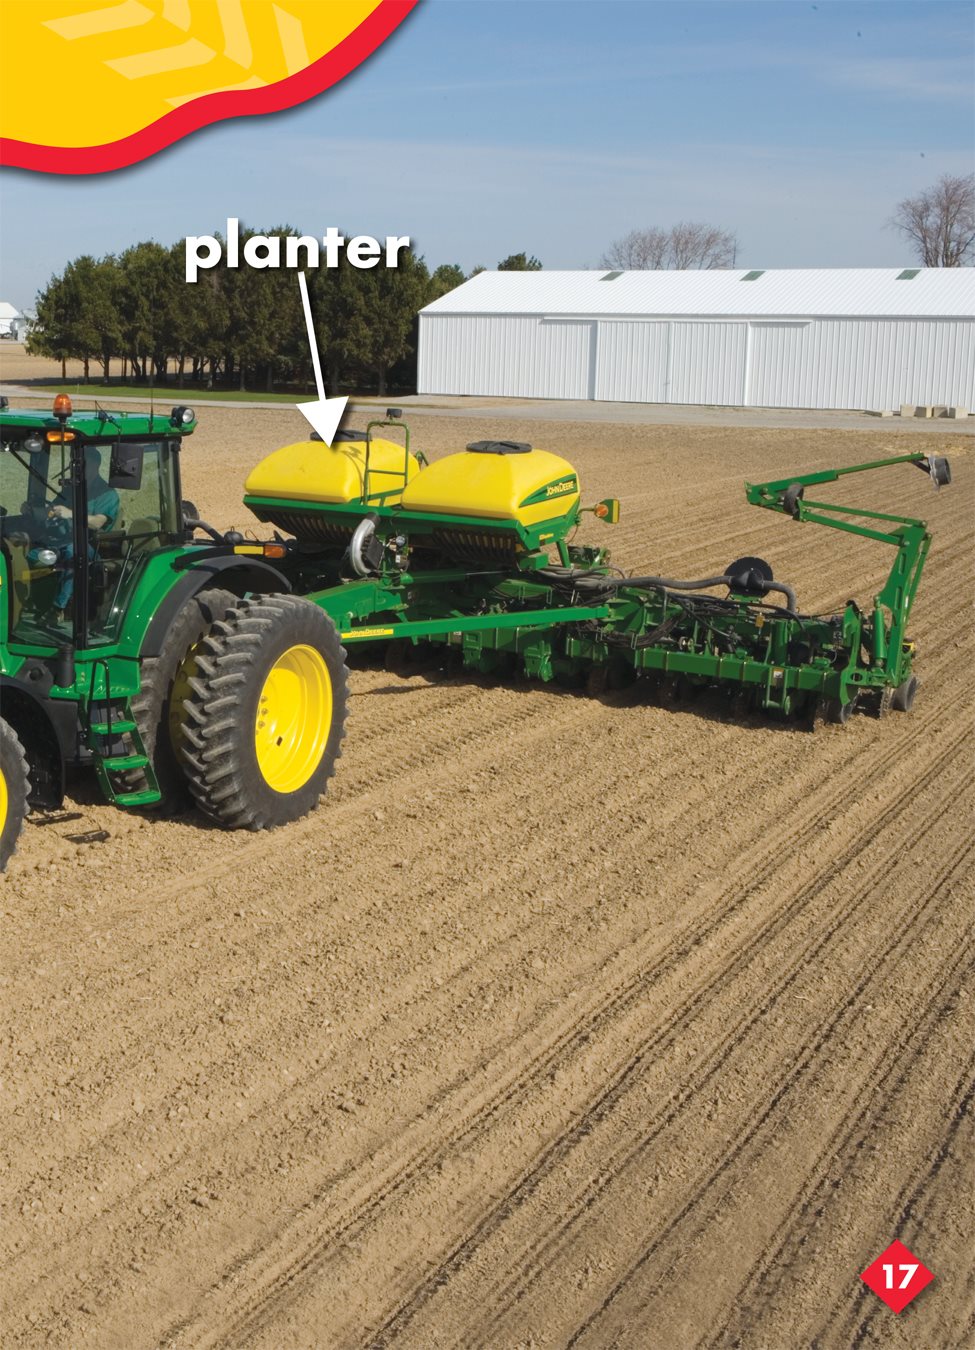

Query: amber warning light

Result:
[53,394,72,419]
[594,498,620,523]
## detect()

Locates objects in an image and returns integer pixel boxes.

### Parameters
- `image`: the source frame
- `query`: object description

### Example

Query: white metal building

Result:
[418,268,975,411]
[0,302,21,338]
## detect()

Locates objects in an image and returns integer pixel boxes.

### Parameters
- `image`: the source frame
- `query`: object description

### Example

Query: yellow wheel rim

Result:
[0,763,7,837]
[169,638,205,753]
[254,644,332,793]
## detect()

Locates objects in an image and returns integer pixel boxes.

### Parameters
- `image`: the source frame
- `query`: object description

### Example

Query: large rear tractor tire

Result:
[126,588,237,811]
[0,718,30,872]
[179,595,348,830]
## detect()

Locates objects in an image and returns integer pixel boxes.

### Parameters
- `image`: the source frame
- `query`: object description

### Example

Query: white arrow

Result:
[296,270,348,445]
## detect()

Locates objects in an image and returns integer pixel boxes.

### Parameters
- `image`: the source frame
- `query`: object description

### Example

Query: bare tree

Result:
[890,173,975,267]
[601,221,737,270]
[668,222,737,269]
[601,227,668,269]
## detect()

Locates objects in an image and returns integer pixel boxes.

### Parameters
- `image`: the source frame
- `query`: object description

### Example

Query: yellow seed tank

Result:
[244,433,419,506]
[400,441,580,528]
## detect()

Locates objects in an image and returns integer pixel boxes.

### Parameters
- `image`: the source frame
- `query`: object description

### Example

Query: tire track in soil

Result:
[824,1060,975,1350]
[160,712,969,1349]
[558,841,973,1350]
[358,764,971,1350]
[701,935,974,1349]
[266,791,974,1349]
[777,1058,974,1350]
[555,840,972,1349]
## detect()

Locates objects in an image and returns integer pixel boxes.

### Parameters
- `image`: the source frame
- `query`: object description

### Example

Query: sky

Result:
[1,0,972,311]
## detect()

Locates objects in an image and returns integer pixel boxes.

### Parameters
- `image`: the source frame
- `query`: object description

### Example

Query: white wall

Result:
[418,313,975,411]
[418,313,593,399]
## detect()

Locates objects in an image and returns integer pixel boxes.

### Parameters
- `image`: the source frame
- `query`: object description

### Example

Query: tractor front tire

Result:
[127,588,237,811]
[179,595,348,830]
[0,718,30,872]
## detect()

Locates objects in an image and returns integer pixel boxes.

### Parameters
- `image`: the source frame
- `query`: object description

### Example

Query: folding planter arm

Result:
[745,451,951,677]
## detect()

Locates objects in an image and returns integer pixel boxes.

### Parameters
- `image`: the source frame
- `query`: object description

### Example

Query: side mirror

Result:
[109,443,144,489]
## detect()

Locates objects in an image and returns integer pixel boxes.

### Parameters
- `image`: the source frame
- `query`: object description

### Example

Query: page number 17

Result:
[883,1263,919,1290]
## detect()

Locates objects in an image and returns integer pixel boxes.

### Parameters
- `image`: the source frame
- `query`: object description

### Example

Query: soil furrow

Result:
[703,924,974,1348]
[189,723,969,1348]
[362,764,971,1349]
[558,836,973,1349]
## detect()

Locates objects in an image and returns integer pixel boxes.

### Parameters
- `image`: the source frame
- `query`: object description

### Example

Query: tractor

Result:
[0,393,348,870]
[0,395,951,871]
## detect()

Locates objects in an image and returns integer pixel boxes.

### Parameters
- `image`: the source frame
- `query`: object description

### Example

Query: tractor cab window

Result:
[1,436,182,646]
[1,433,71,642]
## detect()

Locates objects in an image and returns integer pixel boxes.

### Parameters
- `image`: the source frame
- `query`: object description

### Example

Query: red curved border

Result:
[0,0,418,176]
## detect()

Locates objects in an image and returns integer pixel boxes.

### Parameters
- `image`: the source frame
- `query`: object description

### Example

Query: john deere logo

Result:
[520,476,579,508]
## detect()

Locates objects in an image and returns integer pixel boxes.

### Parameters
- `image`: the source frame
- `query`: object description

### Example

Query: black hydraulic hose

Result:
[184,517,224,543]
[539,567,798,615]
[628,573,799,614]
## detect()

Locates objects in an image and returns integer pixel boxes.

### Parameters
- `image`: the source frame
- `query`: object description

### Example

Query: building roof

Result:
[421,268,975,320]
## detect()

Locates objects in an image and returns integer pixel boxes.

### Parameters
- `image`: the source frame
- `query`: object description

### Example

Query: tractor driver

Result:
[41,447,120,620]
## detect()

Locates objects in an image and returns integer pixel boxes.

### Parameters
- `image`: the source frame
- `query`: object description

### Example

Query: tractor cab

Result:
[0,397,193,648]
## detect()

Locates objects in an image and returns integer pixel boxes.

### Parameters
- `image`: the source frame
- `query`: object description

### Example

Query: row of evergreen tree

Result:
[27,231,540,395]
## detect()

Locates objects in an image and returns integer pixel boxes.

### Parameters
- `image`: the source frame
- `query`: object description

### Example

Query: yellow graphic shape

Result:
[1,0,381,149]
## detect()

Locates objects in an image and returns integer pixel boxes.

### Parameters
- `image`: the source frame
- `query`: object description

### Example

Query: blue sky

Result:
[1,0,972,310]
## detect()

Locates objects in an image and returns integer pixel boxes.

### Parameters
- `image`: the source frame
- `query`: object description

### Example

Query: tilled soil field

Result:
[2,400,973,1349]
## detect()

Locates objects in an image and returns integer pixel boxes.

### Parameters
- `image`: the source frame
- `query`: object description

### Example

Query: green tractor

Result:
[0,394,952,873]
[0,394,349,870]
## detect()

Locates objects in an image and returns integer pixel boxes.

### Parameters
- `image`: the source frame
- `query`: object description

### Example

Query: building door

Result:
[536,320,594,399]
[746,322,811,407]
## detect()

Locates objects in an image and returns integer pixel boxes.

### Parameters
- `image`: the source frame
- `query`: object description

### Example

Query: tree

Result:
[28,256,121,378]
[601,222,737,270]
[428,263,466,301]
[27,270,74,377]
[78,257,123,380]
[601,228,668,270]
[361,246,430,395]
[889,173,975,267]
[218,226,303,390]
[116,242,177,380]
[167,241,226,388]
[497,253,542,271]
[309,238,373,395]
